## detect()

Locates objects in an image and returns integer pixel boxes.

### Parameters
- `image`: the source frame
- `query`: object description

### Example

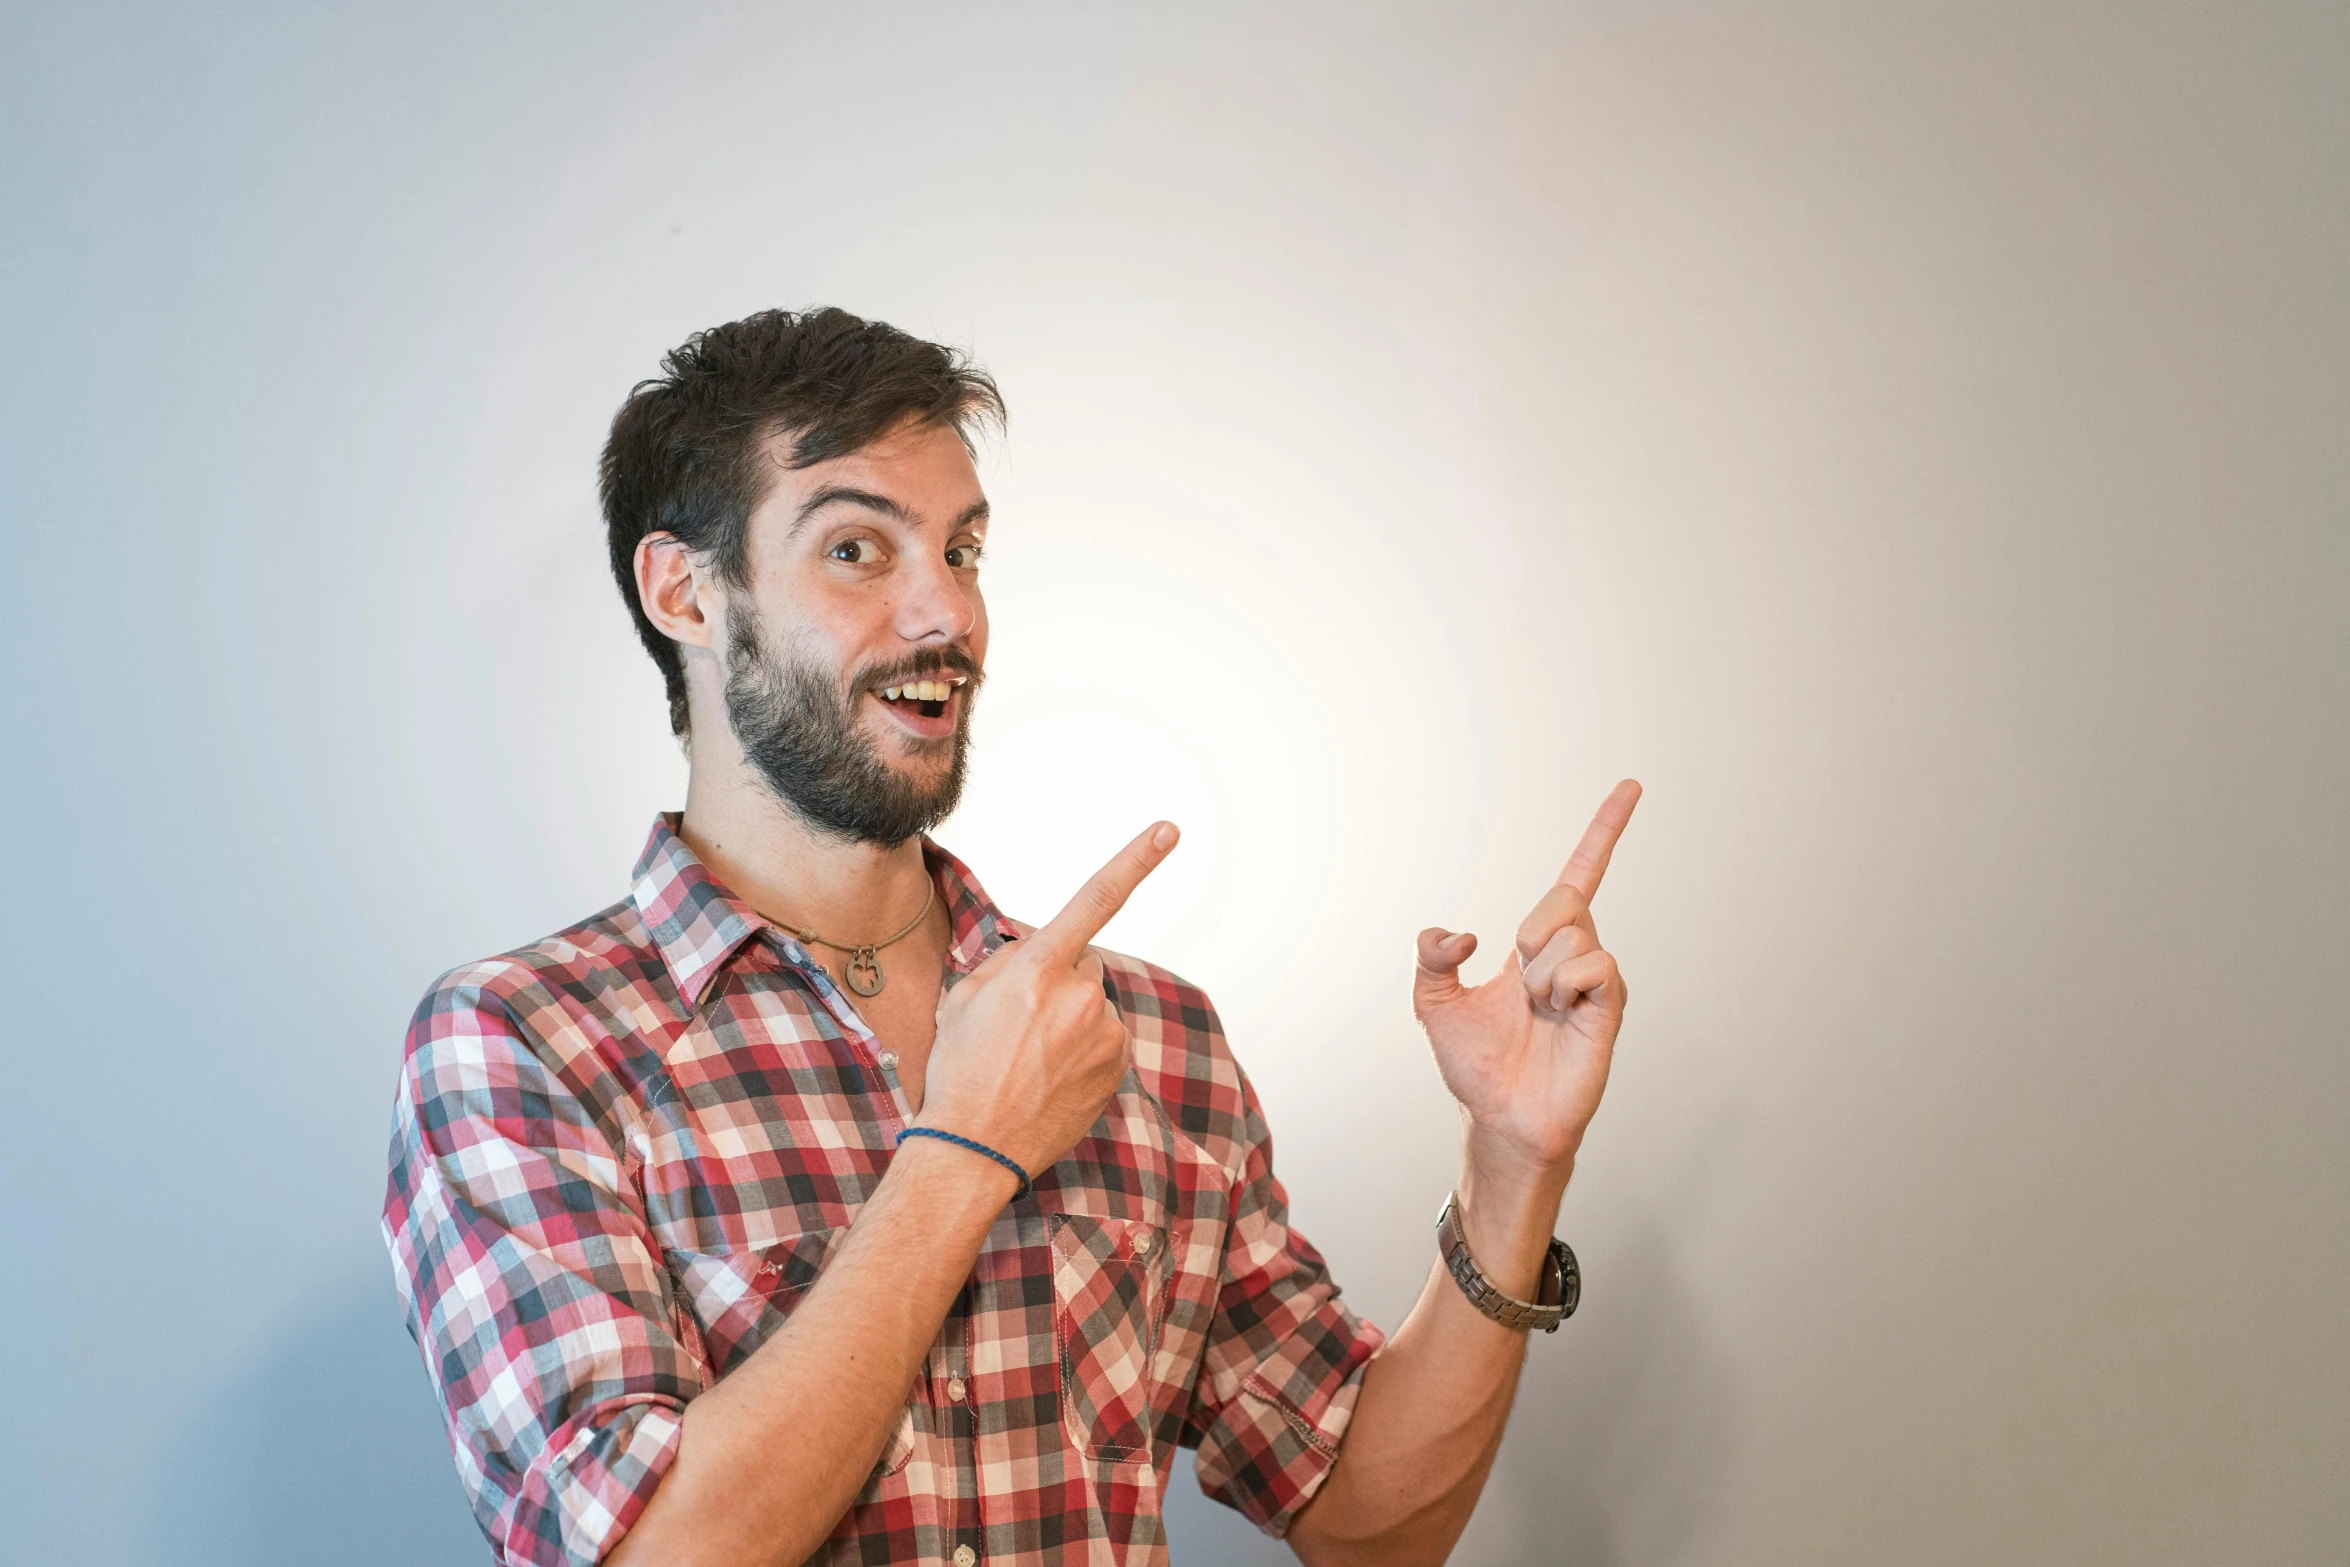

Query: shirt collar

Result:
[926,835,1019,978]
[629,813,1019,1014]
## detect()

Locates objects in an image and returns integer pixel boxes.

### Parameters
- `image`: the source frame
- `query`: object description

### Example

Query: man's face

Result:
[720,417,991,845]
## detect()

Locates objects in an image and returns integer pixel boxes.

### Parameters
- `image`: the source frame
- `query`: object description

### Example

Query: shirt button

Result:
[1133,1231,1154,1257]
[946,1376,967,1403]
[876,1051,899,1074]
[954,1547,978,1567]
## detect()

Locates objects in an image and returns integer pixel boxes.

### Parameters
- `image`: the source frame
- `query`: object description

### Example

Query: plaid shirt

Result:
[382,815,1384,1567]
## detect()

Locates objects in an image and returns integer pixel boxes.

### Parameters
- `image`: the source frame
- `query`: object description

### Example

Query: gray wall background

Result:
[3,3,2344,1564]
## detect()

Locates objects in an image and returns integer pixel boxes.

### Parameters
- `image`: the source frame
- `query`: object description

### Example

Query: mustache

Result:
[855,647,983,694]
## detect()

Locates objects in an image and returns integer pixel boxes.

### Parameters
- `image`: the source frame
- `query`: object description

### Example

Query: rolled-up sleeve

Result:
[1184,1064,1386,1537]
[382,964,705,1566]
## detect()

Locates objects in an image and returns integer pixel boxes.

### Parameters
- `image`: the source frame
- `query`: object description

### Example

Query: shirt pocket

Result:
[1048,1212,1171,1465]
[666,1228,917,1476]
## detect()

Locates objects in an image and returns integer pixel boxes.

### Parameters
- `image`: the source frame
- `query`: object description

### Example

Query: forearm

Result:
[1285,1142,1571,1567]
[608,1138,1018,1567]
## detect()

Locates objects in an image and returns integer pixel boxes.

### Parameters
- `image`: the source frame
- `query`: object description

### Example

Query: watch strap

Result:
[1436,1192,1580,1333]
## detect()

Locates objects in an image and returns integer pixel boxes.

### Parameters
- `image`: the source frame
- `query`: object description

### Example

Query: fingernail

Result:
[1151,823,1179,851]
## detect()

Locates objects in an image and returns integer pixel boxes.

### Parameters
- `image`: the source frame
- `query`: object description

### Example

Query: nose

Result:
[893,548,978,646]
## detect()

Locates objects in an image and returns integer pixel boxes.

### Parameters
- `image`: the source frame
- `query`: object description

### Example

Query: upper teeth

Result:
[883,680,958,702]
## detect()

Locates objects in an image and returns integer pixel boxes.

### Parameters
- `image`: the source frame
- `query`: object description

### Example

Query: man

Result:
[383,306,1640,1567]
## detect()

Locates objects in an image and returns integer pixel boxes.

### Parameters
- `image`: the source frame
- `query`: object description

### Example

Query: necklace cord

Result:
[790,876,936,955]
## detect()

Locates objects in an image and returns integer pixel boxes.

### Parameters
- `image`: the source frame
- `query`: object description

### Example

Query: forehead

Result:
[752,418,987,534]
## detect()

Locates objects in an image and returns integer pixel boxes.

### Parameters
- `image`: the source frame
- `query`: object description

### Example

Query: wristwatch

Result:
[1436,1192,1580,1332]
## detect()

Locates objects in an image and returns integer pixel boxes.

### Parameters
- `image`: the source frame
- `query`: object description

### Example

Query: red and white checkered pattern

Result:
[382,815,1384,1566]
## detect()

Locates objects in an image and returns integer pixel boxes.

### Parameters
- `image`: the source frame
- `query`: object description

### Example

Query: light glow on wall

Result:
[4,4,2345,1564]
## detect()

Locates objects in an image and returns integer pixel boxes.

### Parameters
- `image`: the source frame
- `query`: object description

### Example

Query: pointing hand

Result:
[1413,781,1641,1176]
[921,823,1180,1177]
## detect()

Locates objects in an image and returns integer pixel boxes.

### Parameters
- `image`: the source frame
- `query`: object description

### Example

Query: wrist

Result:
[898,1122,1032,1198]
[886,1128,1025,1217]
[1462,1121,1576,1208]
[1456,1131,1572,1301]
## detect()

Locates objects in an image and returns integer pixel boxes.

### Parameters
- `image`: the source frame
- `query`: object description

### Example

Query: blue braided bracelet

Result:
[895,1127,1033,1199]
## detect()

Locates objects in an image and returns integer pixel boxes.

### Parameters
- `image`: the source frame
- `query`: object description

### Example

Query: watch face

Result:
[1554,1241,1581,1317]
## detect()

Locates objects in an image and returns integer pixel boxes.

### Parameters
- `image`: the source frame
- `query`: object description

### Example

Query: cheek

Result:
[781,573,889,656]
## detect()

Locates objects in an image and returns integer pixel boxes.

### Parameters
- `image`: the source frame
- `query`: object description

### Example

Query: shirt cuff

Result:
[1191,1312,1385,1538]
[506,1396,684,1567]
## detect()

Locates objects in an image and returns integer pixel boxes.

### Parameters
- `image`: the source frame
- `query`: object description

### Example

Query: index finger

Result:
[1029,822,1182,964]
[1556,779,1642,900]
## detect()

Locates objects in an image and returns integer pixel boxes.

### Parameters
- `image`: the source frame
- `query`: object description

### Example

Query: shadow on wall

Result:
[1467,1203,1740,1566]
[145,1276,486,1567]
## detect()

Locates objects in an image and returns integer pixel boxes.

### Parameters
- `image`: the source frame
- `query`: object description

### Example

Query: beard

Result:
[721,602,981,847]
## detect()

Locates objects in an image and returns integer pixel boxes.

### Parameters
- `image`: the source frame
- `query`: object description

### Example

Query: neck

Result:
[677,730,934,944]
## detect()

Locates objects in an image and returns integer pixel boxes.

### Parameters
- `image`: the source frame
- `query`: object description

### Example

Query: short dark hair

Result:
[600,307,1005,736]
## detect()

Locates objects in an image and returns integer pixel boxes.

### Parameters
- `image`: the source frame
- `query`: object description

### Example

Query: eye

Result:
[944,541,985,570]
[827,537,882,565]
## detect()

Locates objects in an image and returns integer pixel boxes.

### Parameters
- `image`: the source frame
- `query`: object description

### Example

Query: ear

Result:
[635,533,718,651]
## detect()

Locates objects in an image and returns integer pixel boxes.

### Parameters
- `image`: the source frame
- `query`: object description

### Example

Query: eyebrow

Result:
[788,485,989,539]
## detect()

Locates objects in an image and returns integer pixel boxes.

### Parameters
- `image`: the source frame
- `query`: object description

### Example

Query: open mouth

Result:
[871,673,969,733]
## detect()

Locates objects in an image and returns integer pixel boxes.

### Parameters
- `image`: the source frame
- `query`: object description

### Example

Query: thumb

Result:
[1413,928,1478,1005]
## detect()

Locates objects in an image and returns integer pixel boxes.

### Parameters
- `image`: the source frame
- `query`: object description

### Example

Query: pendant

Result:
[844,946,886,997]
